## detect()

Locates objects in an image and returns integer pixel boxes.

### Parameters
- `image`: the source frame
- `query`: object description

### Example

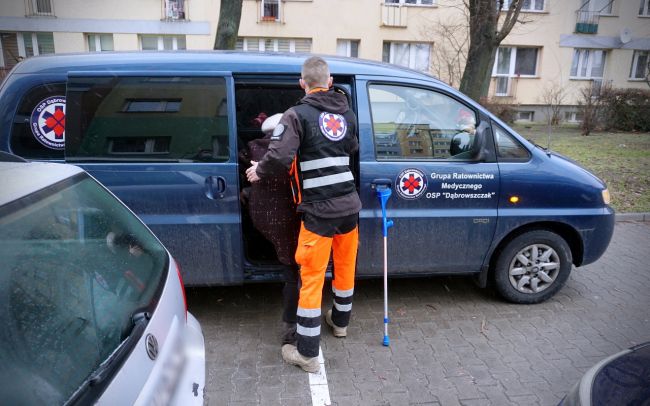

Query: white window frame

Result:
[240,38,310,53]
[640,0,650,16]
[165,0,186,20]
[261,0,281,21]
[87,34,113,52]
[140,35,185,51]
[336,39,359,58]
[31,0,53,15]
[570,49,607,79]
[501,0,545,12]
[629,50,649,80]
[17,32,41,57]
[385,0,436,6]
[586,0,613,15]
[385,42,431,71]
[492,47,539,77]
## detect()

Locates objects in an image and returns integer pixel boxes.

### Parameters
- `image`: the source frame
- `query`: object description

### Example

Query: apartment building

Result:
[0,0,648,123]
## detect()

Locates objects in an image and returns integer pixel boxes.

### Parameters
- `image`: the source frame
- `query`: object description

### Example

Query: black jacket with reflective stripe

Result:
[292,103,357,204]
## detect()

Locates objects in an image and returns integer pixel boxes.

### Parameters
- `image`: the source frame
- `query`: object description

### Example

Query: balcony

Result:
[490,76,518,98]
[381,3,408,28]
[25,0,55,17]
[575,10,599,34]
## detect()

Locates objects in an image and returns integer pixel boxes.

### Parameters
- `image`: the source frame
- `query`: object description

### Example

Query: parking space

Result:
[188,220,650,406]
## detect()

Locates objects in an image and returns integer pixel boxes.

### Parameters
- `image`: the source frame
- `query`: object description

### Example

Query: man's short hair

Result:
[301,56,330,88]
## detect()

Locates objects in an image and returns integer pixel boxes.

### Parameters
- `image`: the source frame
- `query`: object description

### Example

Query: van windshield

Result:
[0,173,168,405]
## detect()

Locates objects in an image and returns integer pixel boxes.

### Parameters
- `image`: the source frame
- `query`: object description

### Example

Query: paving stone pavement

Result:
[187,221,650,406]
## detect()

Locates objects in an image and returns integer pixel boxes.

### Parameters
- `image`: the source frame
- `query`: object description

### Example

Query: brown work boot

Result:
[325,309,347,337]
[281,344,319,373]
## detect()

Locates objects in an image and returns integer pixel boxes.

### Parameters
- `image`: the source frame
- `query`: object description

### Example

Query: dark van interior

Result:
[234,76,356,271]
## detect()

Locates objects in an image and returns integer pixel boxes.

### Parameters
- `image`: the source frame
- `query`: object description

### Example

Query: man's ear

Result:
[328,76,333,88]
[299,78,307,90]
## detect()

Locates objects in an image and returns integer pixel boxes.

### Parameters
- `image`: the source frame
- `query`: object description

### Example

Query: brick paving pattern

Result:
[188,221,650,405]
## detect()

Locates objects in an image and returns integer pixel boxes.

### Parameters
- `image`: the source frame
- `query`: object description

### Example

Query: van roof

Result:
[0,162,84,206]
[11,51,440,83]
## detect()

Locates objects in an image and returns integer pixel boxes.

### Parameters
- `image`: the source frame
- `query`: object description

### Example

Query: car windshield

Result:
[0,174,168,405]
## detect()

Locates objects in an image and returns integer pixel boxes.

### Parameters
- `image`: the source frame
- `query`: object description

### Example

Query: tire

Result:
[493,230,572,304]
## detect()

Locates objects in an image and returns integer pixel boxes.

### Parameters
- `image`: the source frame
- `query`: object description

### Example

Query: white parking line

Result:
[308,347,331,406]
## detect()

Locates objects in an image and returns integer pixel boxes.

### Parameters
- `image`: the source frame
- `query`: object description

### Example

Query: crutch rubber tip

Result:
[383,336,390,346]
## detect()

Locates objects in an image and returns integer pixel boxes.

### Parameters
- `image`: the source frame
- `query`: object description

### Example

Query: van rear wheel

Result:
[494,230,572,304]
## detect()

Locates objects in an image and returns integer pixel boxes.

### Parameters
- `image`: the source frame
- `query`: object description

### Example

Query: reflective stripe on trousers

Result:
[294,222,358,358]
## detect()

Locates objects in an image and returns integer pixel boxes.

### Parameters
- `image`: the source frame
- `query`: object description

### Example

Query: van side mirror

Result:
[471,121,493,162]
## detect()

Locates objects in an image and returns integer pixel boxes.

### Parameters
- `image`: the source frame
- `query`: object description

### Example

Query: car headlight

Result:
[601,189,611,205]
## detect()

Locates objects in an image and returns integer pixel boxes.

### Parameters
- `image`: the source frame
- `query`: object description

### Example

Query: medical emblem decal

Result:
[319,112,347,141]
[396,168,427,200]
[30,96,66,150]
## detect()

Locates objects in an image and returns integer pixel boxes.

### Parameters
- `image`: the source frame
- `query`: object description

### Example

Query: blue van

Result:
[0,52,614,303]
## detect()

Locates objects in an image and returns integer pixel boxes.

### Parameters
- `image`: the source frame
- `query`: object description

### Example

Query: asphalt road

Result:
[187,220,650,406]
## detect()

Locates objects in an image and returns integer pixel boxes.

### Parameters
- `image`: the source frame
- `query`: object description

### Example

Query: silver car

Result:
[0,159,205,405]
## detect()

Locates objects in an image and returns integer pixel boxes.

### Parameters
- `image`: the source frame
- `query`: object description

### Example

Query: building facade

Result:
[0,0,648,122]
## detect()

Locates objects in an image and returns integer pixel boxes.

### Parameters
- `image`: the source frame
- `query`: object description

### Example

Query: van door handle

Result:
[371,178,392,190]
[204,176,227,199]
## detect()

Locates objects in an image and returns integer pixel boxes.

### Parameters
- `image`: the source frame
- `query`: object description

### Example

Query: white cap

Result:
[261,113,283,134]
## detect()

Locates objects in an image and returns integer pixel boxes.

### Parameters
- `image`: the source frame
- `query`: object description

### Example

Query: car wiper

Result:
[65,311,151,405]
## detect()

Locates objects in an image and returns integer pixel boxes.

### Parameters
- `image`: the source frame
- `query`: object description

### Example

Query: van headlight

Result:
[601,189,611,205]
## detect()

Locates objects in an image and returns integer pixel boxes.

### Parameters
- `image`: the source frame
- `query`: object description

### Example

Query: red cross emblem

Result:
[42,106,66,139]
[396,168,427,200]
[319,112,347,141]
[402,174,421,194]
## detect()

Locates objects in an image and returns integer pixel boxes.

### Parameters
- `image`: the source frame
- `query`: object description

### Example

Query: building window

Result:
[261,0,280,21]
[140,35,186,51]
[236,37,312,53]
[501,0,544,11]
[382,42,431,72]
[385,0,435,5]
[570,49,606,79]
[630,50,649,80]
[87,34,114,52]
[564,111,583,122]
[640,0,650,15]
[17,32,54,57]
[492,47,538,96]
[27,0,54,16]
[585,0,613,15]
[336,40,359,58]
[164,0,186,20]
[515,111,535,121]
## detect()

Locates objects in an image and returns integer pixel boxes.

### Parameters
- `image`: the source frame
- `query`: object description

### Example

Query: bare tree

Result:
[459,0,525,102]
[426,17,469,88]
[540,83,566,127]
[214,0,243,50]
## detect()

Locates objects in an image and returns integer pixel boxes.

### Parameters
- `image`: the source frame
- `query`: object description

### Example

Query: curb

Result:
[615,212,649,222]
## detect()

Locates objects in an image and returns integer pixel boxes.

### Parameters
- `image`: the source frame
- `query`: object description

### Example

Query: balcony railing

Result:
[381,3,408,28]
[25,0,55,17]
[490,76,519,98]
[575,10,599,34]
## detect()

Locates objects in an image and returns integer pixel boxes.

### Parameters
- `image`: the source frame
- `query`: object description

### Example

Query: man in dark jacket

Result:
[246,56,361,373]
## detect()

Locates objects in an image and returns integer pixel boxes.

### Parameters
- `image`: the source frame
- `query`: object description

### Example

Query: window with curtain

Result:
[87,34,114,52]
[382,42,431,72]
[570,49,606,79]
[629,51,649,80]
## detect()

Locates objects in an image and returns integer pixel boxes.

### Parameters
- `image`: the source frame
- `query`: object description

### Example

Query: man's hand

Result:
[246,161,260,182]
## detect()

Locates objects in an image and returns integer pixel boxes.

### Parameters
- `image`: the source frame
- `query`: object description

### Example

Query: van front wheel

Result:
[494,230,572,304]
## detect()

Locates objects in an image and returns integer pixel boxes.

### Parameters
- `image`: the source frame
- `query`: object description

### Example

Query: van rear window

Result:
[66,76,230,163]
[10,83,66,160]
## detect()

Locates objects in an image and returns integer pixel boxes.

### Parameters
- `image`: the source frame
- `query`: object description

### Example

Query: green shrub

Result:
[599,87,650,132]
[481,98,516,123]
